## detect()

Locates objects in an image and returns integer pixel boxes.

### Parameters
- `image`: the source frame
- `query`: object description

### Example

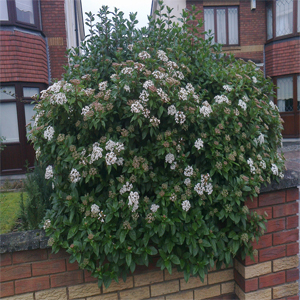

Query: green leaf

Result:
[67,225,78,240]
[120,231,126,243]
[126,253,132,266]
[129,230,136,241]
[171,255,180,265]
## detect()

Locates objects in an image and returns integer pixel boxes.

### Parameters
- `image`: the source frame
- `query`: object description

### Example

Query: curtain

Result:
[217,9,226,44]
[228,8,238,45]
[277,77,293,112]
[0,0,8,21]
[204,9,215,44]
[267,3,273,40]
[15,0,34,24]
[276,0,293,37]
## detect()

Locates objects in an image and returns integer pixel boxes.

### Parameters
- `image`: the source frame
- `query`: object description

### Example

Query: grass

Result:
[0,191,27,234]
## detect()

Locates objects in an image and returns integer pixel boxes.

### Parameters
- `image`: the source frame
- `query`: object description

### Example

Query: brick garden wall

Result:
[0,182,299,300]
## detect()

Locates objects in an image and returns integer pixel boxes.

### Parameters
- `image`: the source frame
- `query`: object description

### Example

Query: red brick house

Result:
[151,0,300,138]
[0,0,84,175]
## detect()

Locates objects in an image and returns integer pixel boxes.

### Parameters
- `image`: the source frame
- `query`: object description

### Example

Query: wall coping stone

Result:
[0,171,298,254]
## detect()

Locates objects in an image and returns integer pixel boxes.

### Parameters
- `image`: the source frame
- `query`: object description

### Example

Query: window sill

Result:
[222,45,241,51]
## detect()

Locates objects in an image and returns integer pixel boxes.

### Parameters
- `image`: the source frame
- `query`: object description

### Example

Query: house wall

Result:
[0,30,48,84]
[0,184,298,300]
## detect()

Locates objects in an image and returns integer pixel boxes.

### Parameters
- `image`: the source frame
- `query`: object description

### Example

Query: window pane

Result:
[204,9,215,44]
[267,3,273,39]
[0,86,15,100]
[216,9,226,44]
[0,0,9,21]
[277,77,293,112]
[24,104,35,133]
[297,76,300,111]
[16,0,34,24]
[228,8,238,44]
[23,87,40,98]
[276,0,293,37]
[0,103,19,143]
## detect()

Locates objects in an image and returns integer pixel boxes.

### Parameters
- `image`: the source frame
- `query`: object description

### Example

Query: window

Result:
[0,0,40,30]
[267,0,300,40]
[275,75,300,112]
[204,6,239,46]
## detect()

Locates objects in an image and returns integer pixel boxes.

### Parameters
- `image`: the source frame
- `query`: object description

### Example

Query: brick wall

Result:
[0,30,48,84]
[40,0,68,82]
[265,39,300,77]
[0,186,299,300]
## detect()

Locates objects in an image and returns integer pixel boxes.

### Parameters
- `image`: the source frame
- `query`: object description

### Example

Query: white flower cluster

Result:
[166,61,178,70]
[139,90,149,102]
[173,71,184,80]
[247,158,256,174]
[69,168,81,183]
[99,81,108,91]
[199,101,212,117]
[128,44,133,51]
[157,88,169,102]
[150,117,160,126]
[157,50,168,62]
[138,51,151,60]
[194,174,213,195]
[121,67,133,75]
[150,204,160,213]
[89,142,103,164]
[105,152,117,165]
[178,88,188,101]
[175,111,186,124]
[128,191,139,212]
[182,200,191,212]
[116,157,124,166]
[223,85,233,92]
[269,101,278,110]
[271,163,278,176]
[43,219,51,230]
[131,101,143,113]
[91,204,100,214]
[242,95,249,102]
[238,99,247,111]
[194,138,204,150]
[34,110,44,127]
[50,92,67,105]
[168,105,176,116]
[184,166,193,177]
[83,88,95,97]
[45,165,53,179]
[105,140,124,153]
[186,83,194,94]
[254,133,265,146]
[81,105,92,116]
[252,76,257,83]
[36,147,41,160]
[214,95,229,104]
[124,85,130,92]
[120,182,133,195]
[170,162,177,170]
[184,178,191,186]
[143,80,154,89]
[152,70,166,80]
[44,126,55,141]
[260,160,266,169]
[63,82,73,92]
[165,153,175,164]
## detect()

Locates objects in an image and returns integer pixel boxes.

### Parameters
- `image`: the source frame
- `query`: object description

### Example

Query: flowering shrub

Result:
[30,3,285,287]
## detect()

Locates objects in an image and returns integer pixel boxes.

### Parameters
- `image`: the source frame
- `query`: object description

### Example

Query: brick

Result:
[258,190,285,207]
[235,285,272,300]
[0,253,12,266]
[35,287,67,300]
[48,249,69,260]
[32,259,66,276]
[207,269,233,285]
[251,234,272,250]
[0,281,14,297]
[273,282,298,298]
[134,270,163,287]
[235,260,271,279]
[1,264,31,282]
[287,243,299,256]
[180,275,207,290]
[259,245,286,262]
[244,254,259,266]
[0,293,34,300]
[273,229,298,245]
[221,281,234,294]
[87,293,118,300]
[286,268,299,282]
[50,270,84,288]
[273,202,298,218]
[286,296,299,300]
[151,280,179,297]
[286,215,298,229]
[234,270,258,292]
[66,260,79,271]
[245,196,258,209]
[273,255,299,272]
[259,271,285,288]
[103,276,133,293]
[166,290,193,300]
[84,270,97,283]
[254,207,272,220]
[12,249,47,264]
[68,283,101,299]
[194,284,220,300]
[266,218,285,233]
[286,188,299,202]
[164,268,184,281]
[15,276,50,294]
[120,286,150,299]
